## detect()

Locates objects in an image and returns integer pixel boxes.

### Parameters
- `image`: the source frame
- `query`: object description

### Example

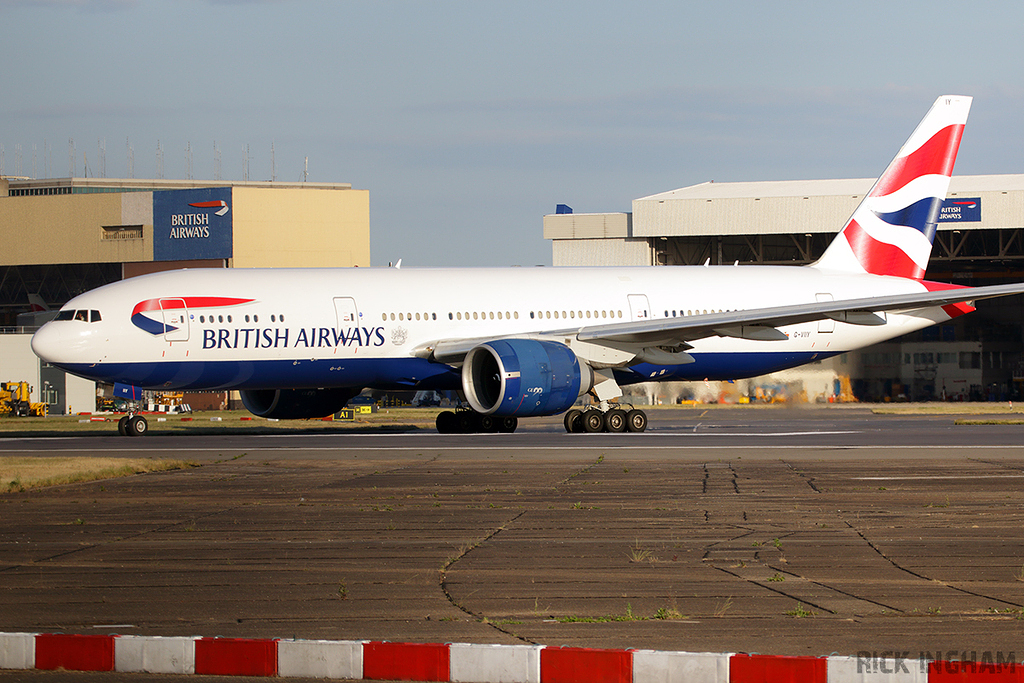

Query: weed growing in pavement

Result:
[653,606,685,620]
[713,597,733,617]
[766,572,785,582]
[628,540,655,563]
[785,603,815,618]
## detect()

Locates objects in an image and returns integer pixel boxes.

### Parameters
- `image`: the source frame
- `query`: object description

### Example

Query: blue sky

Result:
[4,1,1023,266]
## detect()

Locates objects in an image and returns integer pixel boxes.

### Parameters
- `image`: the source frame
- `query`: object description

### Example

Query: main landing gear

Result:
[117,412,149,437]
[435,408,518,434]
[563,405,647,433]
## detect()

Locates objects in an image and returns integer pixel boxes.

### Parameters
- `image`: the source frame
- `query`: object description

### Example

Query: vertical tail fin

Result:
[812,95,972,279]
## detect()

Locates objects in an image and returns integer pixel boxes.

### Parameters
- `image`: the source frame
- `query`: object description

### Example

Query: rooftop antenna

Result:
[271,142,276,182]
[213,141,221,181]
[126,137,134,179]
[83,151,89,178]
[242,144,250,181]
[32,144,37,179]
[156,140,164,179]
[303,156,308,182]
[99,138,106,178]
[185,141,193,180]
[67,139,73,177]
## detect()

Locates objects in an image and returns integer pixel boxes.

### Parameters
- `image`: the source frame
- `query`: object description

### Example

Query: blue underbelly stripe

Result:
[58,350,837,392]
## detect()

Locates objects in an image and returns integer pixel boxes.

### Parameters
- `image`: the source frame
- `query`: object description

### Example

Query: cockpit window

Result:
[55,309,101,322]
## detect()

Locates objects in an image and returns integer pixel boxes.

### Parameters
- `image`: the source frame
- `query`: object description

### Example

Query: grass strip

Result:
[2,457,196,492]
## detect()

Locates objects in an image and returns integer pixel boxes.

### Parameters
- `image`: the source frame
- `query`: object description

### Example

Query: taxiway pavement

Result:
[2,406,1023,659]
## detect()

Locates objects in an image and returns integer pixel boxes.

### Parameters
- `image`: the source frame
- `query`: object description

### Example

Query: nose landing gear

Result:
[117,412,149,437]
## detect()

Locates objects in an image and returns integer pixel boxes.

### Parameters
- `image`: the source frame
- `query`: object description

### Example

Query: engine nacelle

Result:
[240,388,358,420]
[462,339,589,417]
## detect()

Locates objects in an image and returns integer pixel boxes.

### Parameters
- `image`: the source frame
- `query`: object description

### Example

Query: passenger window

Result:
[280,314,285,322]
[218,315,224,323]
[254,315,258,323]
[245,315,250,323]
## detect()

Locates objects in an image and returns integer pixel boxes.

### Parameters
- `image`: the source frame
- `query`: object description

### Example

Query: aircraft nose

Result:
[30,322,63,363]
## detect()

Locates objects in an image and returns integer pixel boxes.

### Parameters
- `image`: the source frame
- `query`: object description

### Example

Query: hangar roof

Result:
[630,174,1024,238]
[636,174,1024,202]
[5,177,352,197]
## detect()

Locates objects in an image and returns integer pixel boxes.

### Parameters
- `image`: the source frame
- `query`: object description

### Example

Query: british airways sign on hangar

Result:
[153,188,233,261]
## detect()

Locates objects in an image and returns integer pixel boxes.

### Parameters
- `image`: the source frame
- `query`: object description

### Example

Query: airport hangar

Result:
[545,175,1024,402]
[0,177,369,414]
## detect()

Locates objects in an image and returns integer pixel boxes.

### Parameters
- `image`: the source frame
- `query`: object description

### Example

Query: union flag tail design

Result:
[813,95,972,280]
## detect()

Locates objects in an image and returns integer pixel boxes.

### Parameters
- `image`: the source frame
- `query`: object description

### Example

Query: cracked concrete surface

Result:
[2,411,1024,657]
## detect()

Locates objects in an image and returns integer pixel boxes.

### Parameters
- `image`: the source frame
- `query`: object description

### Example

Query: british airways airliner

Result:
[30,96,1024,436]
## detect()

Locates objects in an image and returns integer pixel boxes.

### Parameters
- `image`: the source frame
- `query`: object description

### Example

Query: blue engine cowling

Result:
[462,339,588,417]
[240,387,359,419]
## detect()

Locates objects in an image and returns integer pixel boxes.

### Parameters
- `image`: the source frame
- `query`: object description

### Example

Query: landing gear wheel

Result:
[457,410,480,434]
[435,410,458,434]
[583,410,605,433]
[604,408,627,433]
[478,414,498,433]
[563,409,582,433]
[117,415,130,436]
[625,409,647,433]
[496,416,518,433]
[126,415,149,436]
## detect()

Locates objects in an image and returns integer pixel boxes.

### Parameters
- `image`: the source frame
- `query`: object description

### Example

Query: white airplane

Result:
[30,95,1024,436]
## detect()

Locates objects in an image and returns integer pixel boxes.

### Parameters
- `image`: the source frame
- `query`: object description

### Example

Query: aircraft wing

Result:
[418,282,1024,364]
[576,281,1024,346]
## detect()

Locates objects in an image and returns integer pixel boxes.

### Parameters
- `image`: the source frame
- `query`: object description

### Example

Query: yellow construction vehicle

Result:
[0,381,48,417]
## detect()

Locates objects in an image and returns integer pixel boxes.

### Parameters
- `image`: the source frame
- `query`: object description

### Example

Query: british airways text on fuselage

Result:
[201,326,386,350]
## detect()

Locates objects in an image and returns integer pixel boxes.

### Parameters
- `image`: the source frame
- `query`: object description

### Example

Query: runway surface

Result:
[2,405,1023,662]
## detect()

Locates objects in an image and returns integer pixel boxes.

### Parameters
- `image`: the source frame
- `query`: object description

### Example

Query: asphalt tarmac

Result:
[1,405,1023,667]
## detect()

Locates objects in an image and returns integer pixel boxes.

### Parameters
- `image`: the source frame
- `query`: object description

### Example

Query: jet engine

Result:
[240,387,358,420]
[462,339,590,417]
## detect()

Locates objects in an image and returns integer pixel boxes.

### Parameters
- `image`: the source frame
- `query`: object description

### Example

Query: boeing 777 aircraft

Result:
[30,95,1024,436]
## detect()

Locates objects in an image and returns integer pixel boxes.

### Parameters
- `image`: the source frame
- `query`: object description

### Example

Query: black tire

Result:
[496,416,518,433]
[457,411,479,434]
[478,414,498,433]
[127,415,149,436]
[435,411,458,434]
[583,410,605,433]
[563,409,582,433]
[604,408,627,433]
[117,415,129,436]
[626,409,647,433]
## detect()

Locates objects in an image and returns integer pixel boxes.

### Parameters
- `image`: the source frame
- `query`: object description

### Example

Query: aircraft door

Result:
[333,297,360,327]
[160,298,190,341]
[816,293,834,333]
[627,294,651,321]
